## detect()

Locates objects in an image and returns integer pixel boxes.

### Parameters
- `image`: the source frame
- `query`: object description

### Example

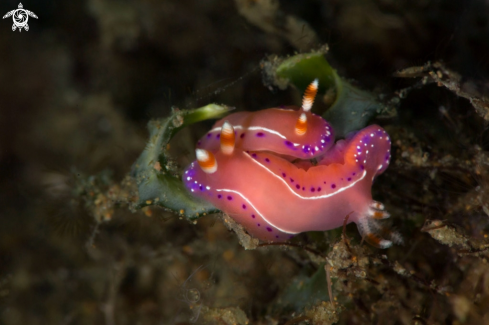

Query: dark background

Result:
[1,0,489,324]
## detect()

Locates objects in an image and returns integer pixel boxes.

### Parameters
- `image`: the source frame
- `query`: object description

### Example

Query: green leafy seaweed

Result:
[131,104,233,220]
[275,52,394,138]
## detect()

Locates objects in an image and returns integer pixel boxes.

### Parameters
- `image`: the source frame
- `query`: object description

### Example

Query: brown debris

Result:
[395,62,489,121]
[235,0,319,51]
[202,306,249,325]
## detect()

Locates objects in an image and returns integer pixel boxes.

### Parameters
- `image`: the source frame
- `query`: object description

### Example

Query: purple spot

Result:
[227,196,233,200]
[289,235,294,239]
[303,145,310,153]
[256,132,265,137]
[295,184,300,189]
[199,185,204,191]
[197,141,201,146]
[318,187,322,192]
[265,158,270,163]
[257,223,261,227]
[302,187,305,191]
[242,204,247,209]
[311,187,315,192]
[360,165,365,170]
[352,172,356,176]
[279,105,285,108]
[311,148,316,154]
[290,178,294,183]
[216,134,220,139]
[282,172,286,177]
[251,214,256,219]
[285,140,293,147]
[207,133,212,138]
[323,181,327,184]
[266,227,272,232]
[347,177,352,181]
[240,133,245,139]
[217,194,222,199]
[252,153,257,158]
[275,235,279,239]
[331,184,336,189]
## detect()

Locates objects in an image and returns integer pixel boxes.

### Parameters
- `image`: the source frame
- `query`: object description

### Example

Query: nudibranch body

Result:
[184,80,400,248]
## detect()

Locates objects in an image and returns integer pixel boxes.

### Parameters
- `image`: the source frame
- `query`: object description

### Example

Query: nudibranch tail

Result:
[302,79,318,112]
[220,121,235,155]
[295,113,307,136]
[196,149,217,174]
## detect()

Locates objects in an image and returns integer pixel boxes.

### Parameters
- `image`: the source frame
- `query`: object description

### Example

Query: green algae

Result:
[275,52,394,138]
[131,104,233,220]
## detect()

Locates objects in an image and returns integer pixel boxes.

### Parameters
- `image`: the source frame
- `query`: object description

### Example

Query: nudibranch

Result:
[184,80,401,248]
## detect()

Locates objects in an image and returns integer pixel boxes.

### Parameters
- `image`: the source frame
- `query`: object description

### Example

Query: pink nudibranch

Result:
[184,83,401,248]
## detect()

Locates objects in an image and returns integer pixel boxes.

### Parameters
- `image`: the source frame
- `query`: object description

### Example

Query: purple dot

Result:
[197,141,201,145]
[266,227,272,232]
[227,196,233,200]
[240,133,245,139]
[352,172,356,176]
[302,187,305,191]
[311,187,315,192]
[282,172,286,177]
[207,133,212,138]
[290,178,294,183]
[303,145,310,153]
[285,140,293,147]
[275,235,279,239]
[216,134,220,139]
[252,153,257,158]
[265,158,270,163]
[318,187,322,192]
[217,194,222,199]
[347,177,352,181]
[331,184,336,189]
[199,185,204,191]
[360,165,365,170]
[257,223,261,227]
[242,204,247,209]
[256,132,265,137]
[323,181,327,184]
[296,184,300,189]
[251,214,256,219]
